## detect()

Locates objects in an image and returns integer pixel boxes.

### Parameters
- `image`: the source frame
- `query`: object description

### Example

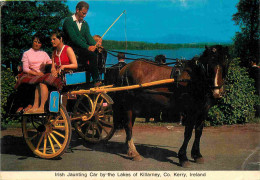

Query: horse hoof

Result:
[194,157,204,164]
[180,161,190,168]
[133,155,142,161]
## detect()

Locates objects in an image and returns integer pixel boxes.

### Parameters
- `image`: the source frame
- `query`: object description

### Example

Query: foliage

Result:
[232,0,259,66]
[207,58,259,125]
[1,1,72,73]
[103,40,231,50]
[1,67,16,121]
[1,119,21,130]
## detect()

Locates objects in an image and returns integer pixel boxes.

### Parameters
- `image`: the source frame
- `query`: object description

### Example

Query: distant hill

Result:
[103,40,232,50]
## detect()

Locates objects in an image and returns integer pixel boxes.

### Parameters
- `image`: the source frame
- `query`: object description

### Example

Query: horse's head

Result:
[198,45,230,98]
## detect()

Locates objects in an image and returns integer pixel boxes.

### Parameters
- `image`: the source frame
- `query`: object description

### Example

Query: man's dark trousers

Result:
[74,47,99,83]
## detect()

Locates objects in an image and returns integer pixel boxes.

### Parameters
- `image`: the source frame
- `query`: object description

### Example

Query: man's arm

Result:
[84,22,96,46]
[63,17,89,49]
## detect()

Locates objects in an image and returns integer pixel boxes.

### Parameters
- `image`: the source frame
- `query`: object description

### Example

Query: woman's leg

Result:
[37,83,48,112]
[31,85,40,110]
[24,85,40,113]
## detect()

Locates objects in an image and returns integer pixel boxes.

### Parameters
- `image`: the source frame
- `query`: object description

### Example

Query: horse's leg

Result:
[191,100,212,164]
[178,115,195,167]
[154,111,161,122]
[191,120,204,164]
[124,110,142,161]
[112,103,123,130]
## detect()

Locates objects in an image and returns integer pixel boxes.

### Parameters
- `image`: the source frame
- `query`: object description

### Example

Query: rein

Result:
[107,51,148,61]
[108,49,154,59]
[107,49,188,62]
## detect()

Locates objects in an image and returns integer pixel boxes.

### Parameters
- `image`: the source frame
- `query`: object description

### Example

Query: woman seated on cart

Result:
[45,29,78,88]
[14,32,52,114]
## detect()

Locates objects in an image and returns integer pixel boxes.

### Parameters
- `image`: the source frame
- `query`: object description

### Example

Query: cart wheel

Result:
[22,105,71,159]
[72,94,94,121]
[73,93,114,144]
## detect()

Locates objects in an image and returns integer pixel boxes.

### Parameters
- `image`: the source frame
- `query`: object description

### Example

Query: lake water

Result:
[105,48,204,67]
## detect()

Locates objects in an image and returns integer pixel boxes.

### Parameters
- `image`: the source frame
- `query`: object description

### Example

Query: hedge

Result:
[1,67,16,121]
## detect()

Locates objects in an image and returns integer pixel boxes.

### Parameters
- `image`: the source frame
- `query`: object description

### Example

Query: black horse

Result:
[111,45,229,167]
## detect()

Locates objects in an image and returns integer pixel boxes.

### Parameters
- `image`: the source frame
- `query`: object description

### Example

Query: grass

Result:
[134,118,183,127]
[250,117,260,123]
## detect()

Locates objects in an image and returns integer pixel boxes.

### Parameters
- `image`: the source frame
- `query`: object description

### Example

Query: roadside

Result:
[1,120,260,171]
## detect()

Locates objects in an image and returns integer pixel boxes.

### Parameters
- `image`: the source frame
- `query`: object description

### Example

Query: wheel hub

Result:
[36,125,46,132]
[45,123,53,133]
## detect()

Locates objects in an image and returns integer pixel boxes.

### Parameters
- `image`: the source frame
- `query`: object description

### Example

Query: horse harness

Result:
[171,59,225,99]
[121,59,224,97]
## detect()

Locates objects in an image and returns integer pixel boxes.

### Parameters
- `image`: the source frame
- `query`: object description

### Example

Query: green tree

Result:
[232,0,259,67]
[1,1,72,121]
[1,1,72,74]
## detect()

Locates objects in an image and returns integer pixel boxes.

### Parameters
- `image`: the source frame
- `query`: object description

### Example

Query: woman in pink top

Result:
[15,32,52,114]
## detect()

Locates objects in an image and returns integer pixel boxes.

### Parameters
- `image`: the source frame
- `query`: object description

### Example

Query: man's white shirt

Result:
[72,14,84,31]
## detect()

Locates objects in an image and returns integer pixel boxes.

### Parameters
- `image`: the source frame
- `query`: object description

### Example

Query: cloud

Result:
[180,0,187,7]
[166,0,207,9]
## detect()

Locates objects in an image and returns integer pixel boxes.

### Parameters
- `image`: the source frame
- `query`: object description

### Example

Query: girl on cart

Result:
[42,29,78,90]
[35,29,78,114]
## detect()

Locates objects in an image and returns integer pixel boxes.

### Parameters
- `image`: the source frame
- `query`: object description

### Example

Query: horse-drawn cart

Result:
[7,45,229,168]
[18,74,174,159]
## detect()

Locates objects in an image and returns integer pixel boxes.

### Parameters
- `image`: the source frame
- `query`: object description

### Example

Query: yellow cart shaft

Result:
[70,79,174,95]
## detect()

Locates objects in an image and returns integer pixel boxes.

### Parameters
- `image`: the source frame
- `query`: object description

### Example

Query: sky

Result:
[65,0,240,44]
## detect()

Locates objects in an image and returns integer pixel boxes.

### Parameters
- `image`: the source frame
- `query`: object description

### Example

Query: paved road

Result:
[1,122,260,171]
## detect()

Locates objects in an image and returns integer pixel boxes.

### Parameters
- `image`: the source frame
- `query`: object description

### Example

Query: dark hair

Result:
[32,32,45,45]
[117,52,125,60]
[76,1,89,10]
[51,29,64,40]
[155,54,166,64]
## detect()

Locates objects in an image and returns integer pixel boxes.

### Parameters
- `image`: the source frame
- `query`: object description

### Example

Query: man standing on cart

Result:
[63,1,102,86]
